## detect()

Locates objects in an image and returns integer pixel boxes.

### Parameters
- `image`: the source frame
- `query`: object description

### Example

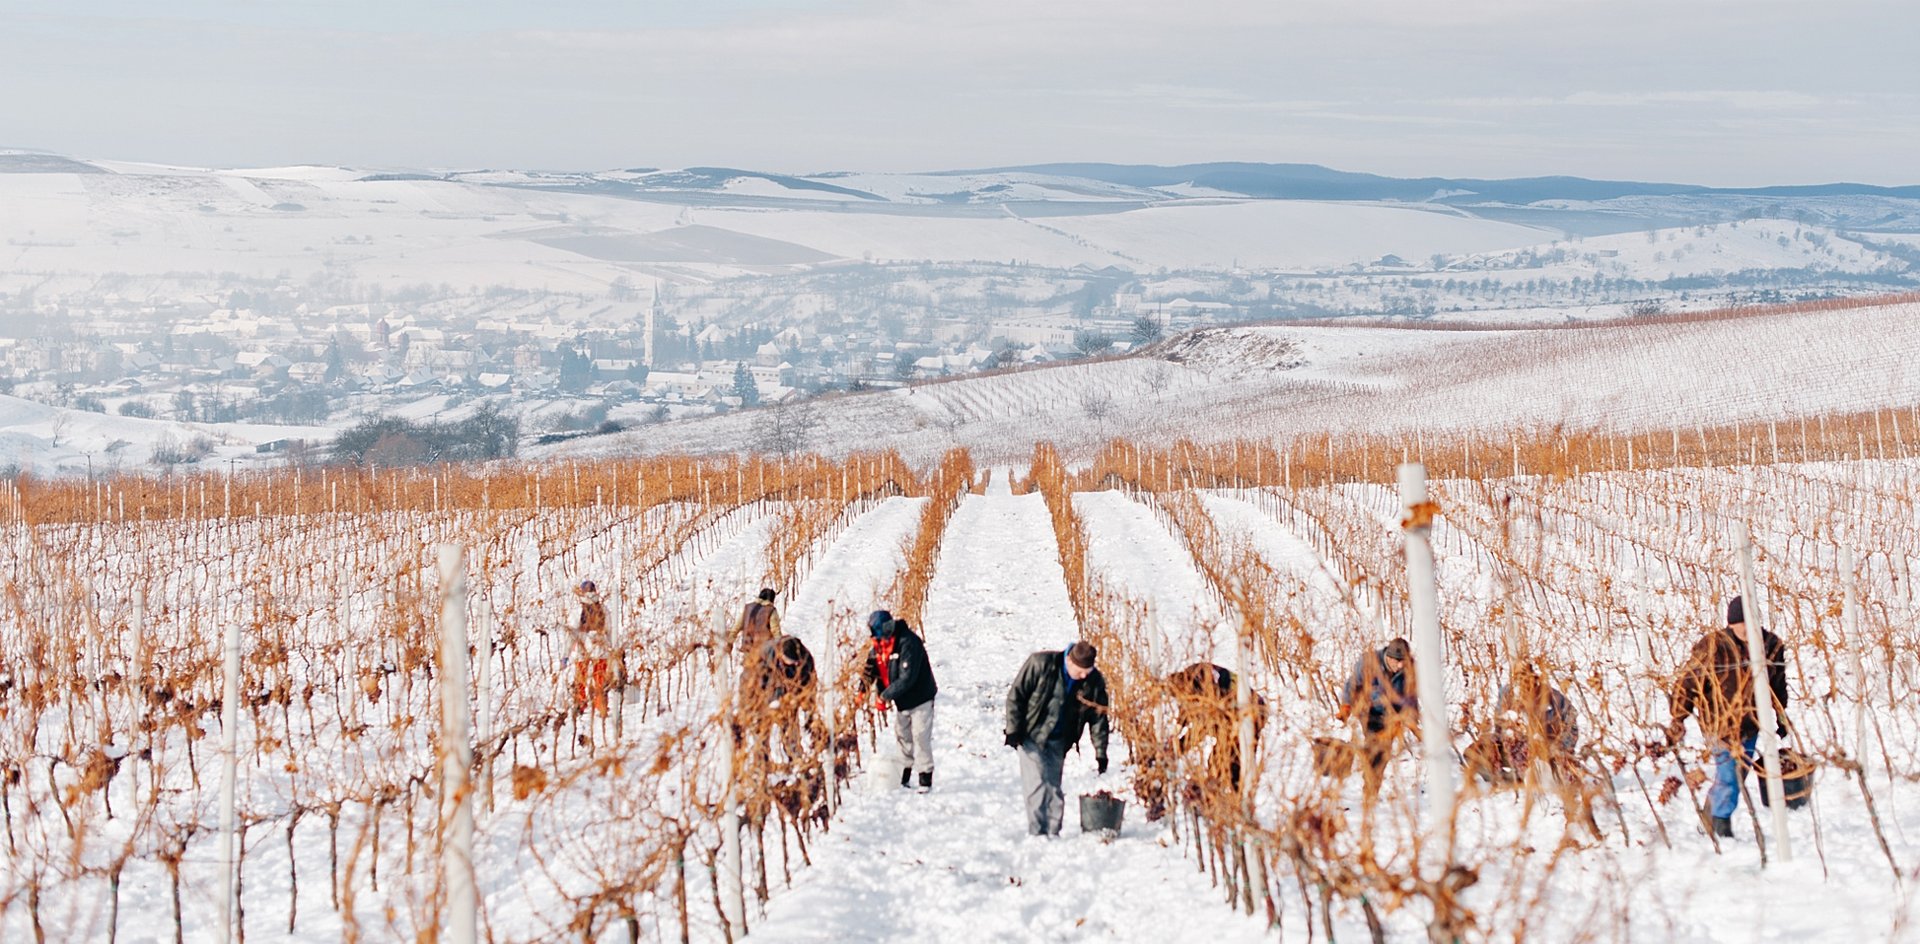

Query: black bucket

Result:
[1079,792,1125,836]
[1756,771,1813,810]
[1752,748,1815,811]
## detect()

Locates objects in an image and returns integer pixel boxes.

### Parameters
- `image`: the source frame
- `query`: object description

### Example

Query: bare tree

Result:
[48,410,73,448]
[751,401,823,457]
[1080,388,1116,422]
[1130,316,1164,346]
[1144,363,1174,397]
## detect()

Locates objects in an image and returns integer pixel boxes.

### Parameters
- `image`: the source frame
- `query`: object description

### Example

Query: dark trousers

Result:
[1018,740,1068,835]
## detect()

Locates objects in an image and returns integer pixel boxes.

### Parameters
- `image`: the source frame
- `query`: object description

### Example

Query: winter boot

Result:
[917,771,933,793]
[901,766,914,788]
[1710,816,1734,839]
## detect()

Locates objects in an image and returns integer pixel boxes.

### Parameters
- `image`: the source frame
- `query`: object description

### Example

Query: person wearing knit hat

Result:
[1663,594,1790,839]
[1004,641,1111,835]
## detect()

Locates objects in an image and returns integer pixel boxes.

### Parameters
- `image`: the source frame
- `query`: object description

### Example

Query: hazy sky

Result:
[2,0,1915,185]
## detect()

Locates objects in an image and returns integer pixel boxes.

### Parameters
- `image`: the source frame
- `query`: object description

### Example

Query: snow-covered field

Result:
[5,444,1919,942]
[0,161,1562,300]
[8,157,1914,306]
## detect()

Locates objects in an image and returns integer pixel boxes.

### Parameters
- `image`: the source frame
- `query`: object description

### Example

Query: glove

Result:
[1004,732,1024,749]
[1097,757,1109,775]
[872,697,889,711]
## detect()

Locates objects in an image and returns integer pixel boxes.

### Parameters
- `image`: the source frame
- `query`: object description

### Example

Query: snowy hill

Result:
[6,152,1920,304]
[0,156,1567,298]
[540,297,1920,465]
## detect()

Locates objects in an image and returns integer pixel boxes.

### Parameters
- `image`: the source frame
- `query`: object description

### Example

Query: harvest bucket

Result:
[1079,791,1125,836]
[1754,748,1816,810]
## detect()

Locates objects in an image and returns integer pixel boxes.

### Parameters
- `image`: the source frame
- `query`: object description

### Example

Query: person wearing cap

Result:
[736,587,782,656]
[1004,641,1111,836]
[1337,637,1418,801]
[1662,595,1789,839]
[568,580,615,716]
[862,610,940,790]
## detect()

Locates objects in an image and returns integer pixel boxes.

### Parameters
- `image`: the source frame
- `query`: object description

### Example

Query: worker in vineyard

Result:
[1168,662,1266,790]
[1467,662,1605,835]
[1660,595,1789,840]
[736,587,782,655]
[1336,637,1417,802]
[738,634,822,768]
[566,580,615,716]
[862,610,940,791]
[1004,641,1110,836]
[1470,661,1580,776]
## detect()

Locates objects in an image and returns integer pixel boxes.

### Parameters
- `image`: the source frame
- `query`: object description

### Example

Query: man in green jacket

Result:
[1004,641,1111,836]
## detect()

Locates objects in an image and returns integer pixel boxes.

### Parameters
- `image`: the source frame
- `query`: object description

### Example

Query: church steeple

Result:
[644,284,660,369]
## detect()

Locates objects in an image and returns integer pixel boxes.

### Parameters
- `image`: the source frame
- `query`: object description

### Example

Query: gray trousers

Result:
[1018,740,1068,835]
[895,699,935,774]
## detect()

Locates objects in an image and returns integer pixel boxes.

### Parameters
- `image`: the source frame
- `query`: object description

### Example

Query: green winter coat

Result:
[1005,650,1110,762]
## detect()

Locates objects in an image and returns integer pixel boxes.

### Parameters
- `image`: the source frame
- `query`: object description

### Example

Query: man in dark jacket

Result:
[1337,638,1417,802]
[1004,641,1110,836]
[862,610,939,791]
[1663,595,1789,839]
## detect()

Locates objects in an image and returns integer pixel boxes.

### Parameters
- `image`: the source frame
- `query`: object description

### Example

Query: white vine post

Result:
[437,544,477,944]
[217,617,242,942]
[1398,463,1455,839]
[1733,525,1791,862]
[613,550,627,744]
[1233,618,1269,920]
[1841,549,1868,777]
[477,592,496,815]
[819,610,839,818]
[713,599,747,933]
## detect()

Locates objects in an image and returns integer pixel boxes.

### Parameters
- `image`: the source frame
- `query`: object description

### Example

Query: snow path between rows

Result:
[749,491,1271,943]
[1074,489,1233,669]
[783,496,929,660]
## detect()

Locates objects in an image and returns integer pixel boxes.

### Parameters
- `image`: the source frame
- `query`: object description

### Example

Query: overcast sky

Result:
[2,0,1914,186]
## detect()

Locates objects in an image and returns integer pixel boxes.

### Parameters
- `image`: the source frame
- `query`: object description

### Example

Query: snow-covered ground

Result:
[8,453,1919,942]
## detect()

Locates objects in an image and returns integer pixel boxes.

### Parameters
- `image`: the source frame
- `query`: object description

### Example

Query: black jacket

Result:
[865,622,938,711]
[1005,650,1110,762]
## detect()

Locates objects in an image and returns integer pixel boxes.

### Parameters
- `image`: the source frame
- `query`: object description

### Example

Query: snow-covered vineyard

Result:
[4,433,1920,942]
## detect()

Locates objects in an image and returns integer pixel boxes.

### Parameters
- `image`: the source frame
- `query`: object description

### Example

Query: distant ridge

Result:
[951,162,1920,204]
[0,152,106,174]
